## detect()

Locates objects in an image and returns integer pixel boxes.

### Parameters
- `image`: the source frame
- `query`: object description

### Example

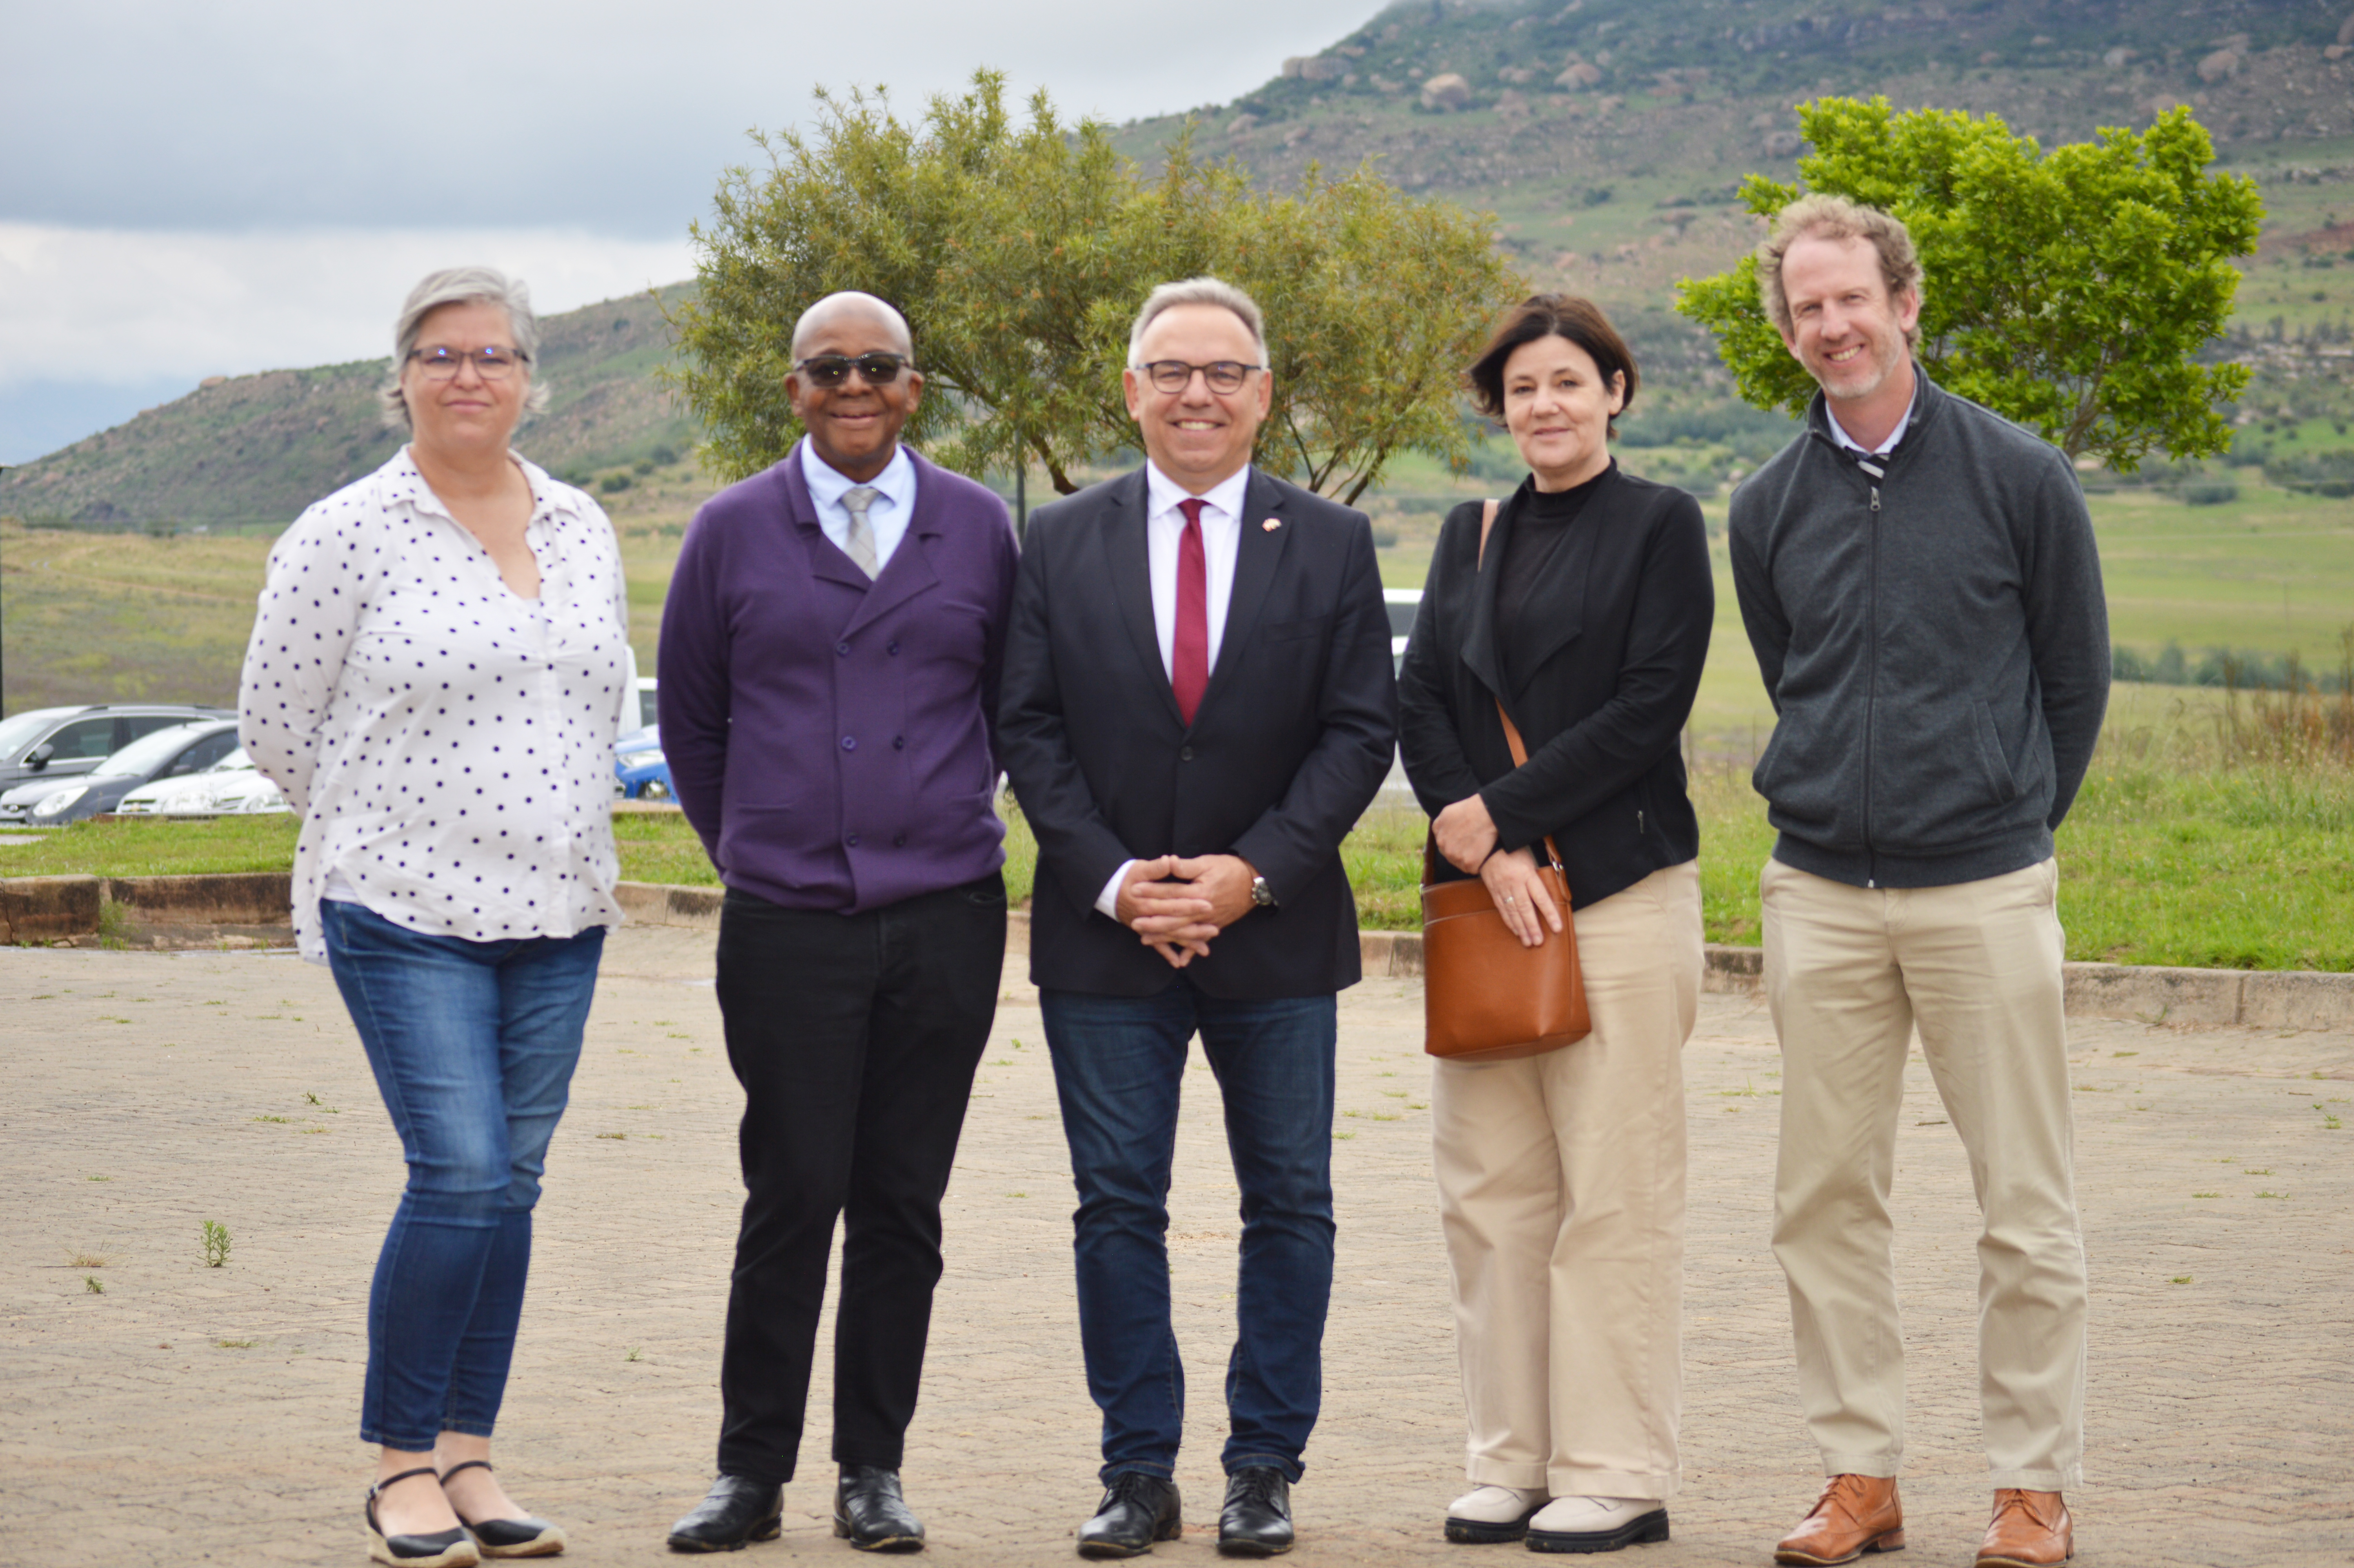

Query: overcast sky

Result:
[1,0,1387,465]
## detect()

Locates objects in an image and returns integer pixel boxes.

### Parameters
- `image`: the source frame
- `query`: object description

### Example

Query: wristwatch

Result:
[1249,874,1277,909]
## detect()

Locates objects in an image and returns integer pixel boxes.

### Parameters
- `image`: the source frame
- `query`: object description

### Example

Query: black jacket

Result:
[1398,465,1714,910]
[999,466,1398,998]
[1729,370,2108,888]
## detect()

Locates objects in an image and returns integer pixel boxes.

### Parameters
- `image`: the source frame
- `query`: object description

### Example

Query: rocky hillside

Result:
[9,0,2349,530]
[0,288,699,531]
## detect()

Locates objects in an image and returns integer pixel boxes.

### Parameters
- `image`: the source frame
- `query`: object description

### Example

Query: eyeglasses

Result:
[1134,360,1262,395]
[795,352,913,387]
[407,345,529,380]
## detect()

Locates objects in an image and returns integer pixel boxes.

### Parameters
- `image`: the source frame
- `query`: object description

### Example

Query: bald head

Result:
[790,290,914,360]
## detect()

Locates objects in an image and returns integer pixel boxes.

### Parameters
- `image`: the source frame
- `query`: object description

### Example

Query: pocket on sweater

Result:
[1971,700,2020,806]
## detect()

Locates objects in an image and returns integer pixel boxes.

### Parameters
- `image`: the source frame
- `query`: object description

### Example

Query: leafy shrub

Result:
[2181,478,2239,505]
[600,473,633,494]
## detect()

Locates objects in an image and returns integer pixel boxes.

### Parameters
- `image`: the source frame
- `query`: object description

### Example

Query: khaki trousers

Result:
[1761,857,2087,1490]
[1431,861,1700,1500]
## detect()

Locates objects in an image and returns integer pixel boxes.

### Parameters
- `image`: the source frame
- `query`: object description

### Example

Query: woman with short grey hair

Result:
[242,266,630,1567]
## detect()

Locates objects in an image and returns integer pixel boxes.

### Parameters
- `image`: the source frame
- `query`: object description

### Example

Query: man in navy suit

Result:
[998,278,1397,1558]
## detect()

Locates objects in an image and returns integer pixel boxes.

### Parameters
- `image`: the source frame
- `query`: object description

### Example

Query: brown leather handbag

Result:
[1420,499,1591,1062]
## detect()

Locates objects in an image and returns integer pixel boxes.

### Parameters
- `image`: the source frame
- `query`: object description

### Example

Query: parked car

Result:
[115,746,262,815]
[0,703,234,792]
[614,725,673,801]
[0,719,243,826]
[188,766,289,816]
[1384,588,1423,675]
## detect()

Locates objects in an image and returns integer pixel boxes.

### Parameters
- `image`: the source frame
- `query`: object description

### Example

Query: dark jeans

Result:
[1039,978,1338,1485]
[712,873,1006,1483]
[321,898,606,1452]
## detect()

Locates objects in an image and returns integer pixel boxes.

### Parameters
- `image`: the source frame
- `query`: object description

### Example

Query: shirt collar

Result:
[1825,379,1919,457]
[1144,460,1251,524]
[800,439,916,516]
[390,444,579,525]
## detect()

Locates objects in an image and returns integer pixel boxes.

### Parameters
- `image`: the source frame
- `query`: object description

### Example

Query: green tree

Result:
[1675,99,2263,470]
[669,71,1522,499]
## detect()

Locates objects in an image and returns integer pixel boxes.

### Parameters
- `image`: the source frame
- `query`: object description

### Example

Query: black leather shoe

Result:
[834,1466,925,1553]
[667,1475,783,1553]
[1077,1473,1183,1559]
[367,1466,482,1567]
[439,1460,564,1559]
[1217,1467,1293,1557]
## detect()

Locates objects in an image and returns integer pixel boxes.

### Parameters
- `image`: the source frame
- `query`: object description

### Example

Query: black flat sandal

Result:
[367,1466,481,1568]
[440,1459,566,1559]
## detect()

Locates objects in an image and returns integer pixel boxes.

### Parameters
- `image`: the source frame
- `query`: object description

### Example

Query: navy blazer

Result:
[998,466,1398,999]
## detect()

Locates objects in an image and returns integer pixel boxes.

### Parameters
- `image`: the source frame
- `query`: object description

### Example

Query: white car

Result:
[115,748,289,816]
[1384,588,1423,675]
[116,747,259,815]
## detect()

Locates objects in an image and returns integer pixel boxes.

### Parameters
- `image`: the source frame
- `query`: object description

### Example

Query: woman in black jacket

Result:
[1398,295,1713,1555]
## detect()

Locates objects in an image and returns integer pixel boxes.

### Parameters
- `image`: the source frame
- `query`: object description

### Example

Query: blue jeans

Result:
[322,899,605,1452]
[1040,979,1338,1484]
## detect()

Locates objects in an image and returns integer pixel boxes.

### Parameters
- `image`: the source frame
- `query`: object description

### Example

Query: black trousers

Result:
[712,872,1006,1482]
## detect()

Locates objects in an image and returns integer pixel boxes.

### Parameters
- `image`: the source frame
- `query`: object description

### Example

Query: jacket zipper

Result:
[1858,456,1885,886]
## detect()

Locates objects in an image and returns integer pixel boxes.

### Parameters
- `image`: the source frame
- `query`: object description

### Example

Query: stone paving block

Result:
[1,933,2350,1566]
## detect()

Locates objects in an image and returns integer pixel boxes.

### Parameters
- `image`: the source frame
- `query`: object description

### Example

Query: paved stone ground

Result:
[3,926,2350,1567]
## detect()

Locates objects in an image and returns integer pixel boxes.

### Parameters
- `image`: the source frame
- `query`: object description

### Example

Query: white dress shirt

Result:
[1094,460,1254,919]
[800,439,916,573]
[1826,382,1918,457]
[239,447,632,962]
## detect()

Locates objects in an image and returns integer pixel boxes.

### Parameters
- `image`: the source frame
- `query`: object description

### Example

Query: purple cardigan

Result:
[658,443,1019,913]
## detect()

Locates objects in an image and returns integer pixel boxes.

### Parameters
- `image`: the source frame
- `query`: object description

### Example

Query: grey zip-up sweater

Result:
[1729,369,2109,889]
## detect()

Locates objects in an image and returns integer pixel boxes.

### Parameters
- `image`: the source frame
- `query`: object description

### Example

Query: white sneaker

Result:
[1525,1496,1669,1553]
[1445,1486,1549,1543]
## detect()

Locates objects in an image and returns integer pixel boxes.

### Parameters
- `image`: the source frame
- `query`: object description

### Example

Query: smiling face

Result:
[1123,301,1271,494]
[1777,232,1920,416]
[787,299,924,483]
[398,299,529,461]
[1500,332,1624,492]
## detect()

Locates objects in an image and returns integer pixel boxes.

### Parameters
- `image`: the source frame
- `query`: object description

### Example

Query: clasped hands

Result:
[1433,791,1562,951]
[1116,853,1260,968]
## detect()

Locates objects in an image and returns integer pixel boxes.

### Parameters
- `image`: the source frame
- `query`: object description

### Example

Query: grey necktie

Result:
[841,485,880,579]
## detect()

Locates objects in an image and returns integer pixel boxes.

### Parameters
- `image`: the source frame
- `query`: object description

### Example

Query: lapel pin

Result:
[1262,517,1281,532]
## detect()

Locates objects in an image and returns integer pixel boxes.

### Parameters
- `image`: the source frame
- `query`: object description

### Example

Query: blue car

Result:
[614,725,673,801]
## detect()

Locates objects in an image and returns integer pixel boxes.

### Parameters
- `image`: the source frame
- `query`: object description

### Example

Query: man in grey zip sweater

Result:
[1729,196,2107,1568]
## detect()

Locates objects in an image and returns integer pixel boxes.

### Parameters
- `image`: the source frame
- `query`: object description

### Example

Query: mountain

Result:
[6,0,2349,530]
[0,287,699,532]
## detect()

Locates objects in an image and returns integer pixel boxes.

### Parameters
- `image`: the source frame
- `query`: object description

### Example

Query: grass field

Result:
[15,687,2351,971]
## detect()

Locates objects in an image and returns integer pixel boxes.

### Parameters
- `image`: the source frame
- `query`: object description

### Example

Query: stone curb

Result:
[11,873,2354,1032]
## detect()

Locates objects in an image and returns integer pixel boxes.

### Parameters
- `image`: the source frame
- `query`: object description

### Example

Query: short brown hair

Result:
[1465,294,1638,434]
[1756,194,1925,345]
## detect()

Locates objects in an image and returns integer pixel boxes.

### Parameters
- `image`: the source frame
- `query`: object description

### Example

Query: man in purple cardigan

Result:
[658,291,1019,1555]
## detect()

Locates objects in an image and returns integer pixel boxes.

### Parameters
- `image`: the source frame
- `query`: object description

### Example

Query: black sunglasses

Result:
[795,352,913,387]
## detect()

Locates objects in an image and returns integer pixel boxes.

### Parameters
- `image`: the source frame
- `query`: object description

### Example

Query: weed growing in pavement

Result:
[67,1251,108,1269]
[303,1092,337,1111]
[202,1220,231,1268]
[84,1276,104,1294]
[216,1338,257,1349]
[2192,1192,2221,1198]
[625,1348,643,1363]
[86,1175,109,1181]
[596,1132,626,1140]
[253,1114,289,1123]
[94,900,131,949]
[2171,1276,2194,1285]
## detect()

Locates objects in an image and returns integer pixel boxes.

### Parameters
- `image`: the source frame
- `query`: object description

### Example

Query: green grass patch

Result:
[0,814,299,877]
[17,758,2351,971]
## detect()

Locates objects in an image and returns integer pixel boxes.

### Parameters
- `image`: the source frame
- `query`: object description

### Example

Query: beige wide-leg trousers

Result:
[1431,860,1701,1501]
[1761,856,2087,1490]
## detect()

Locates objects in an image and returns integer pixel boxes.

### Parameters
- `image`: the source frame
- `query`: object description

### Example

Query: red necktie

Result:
[1172,498,1209,725]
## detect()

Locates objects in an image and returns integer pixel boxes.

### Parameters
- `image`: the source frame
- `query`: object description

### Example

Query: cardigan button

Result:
[847,834,860,847]
[893,735,906,750]
[841,736,857,751]
[837,641,851,656]
[1180,746,1194,762]
[887,641,901,655]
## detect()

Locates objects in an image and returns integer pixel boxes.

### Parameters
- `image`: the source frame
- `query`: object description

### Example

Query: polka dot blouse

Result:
[239,446,632,962]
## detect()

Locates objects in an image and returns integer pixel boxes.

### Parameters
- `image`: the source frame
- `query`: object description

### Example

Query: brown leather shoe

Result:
[1773,1475,1905,1566]
[1975,1490,2072,1568]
